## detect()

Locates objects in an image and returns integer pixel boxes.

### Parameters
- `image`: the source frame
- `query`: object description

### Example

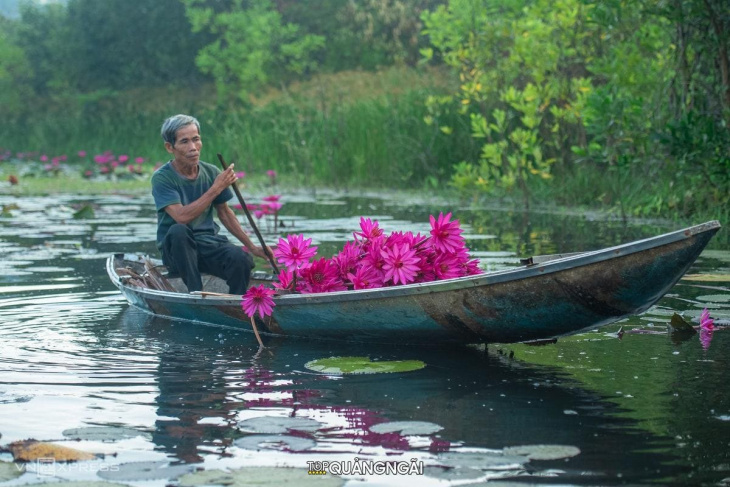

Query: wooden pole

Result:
[217,153,280,274]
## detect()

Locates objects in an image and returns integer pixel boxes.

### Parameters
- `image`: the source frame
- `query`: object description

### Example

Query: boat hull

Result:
[107,221,721,344]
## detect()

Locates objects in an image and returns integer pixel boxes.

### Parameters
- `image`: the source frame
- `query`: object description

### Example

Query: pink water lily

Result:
[298,258,346,293]
[271,212,481,294]
[381,243,420,285]
[430,212,464,254]
[241,284,276,319]
[272,268,295,291]
[354,217,383,242]
[700,308,714,331]
[347,265,383,290]
[433,252,463,280]
[274,234,318,270]
[699,308,715,350]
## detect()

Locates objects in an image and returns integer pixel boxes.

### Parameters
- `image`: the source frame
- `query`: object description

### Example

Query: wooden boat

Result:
[107,221,721,345]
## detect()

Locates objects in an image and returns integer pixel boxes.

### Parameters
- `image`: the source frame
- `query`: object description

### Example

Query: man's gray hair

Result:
[161,114,200,146]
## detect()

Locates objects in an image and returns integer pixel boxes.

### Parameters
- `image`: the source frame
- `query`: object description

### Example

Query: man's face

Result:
[165,124,202,165]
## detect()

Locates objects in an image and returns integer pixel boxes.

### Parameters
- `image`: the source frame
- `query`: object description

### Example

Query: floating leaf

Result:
[682,274,730,282]
[97,461,195,481]
[669,313,696,333]
[72,204,95,219]
[435,451,528,469]
[62,426,151,442]
[696,294,730,303]
[237,416,322,434]
[423,465,485,481]
[304,356,426,375]
[369,421,444,436]
[34,483,127,487]
[179,467,344,486]
[8,440,96,462]
[502,444,580,460]
[0,461,24,481]
[233,434,316,452]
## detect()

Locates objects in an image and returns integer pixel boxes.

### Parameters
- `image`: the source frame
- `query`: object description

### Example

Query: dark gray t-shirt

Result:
[151,160,233,251]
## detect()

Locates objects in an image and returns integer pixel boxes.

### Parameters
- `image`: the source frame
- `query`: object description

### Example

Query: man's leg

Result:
[198,240,255,295]
[162,224,203,292]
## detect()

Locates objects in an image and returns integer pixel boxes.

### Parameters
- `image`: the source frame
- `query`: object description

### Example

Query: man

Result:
[152,114,271,295]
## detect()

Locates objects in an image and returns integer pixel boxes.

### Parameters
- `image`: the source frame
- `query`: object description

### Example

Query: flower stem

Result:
[249,316,265,348]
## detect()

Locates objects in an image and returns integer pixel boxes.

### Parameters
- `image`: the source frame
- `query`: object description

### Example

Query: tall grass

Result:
[2,67,472,189]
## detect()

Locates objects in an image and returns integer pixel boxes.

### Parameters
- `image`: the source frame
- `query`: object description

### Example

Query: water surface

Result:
[0,191,728,486]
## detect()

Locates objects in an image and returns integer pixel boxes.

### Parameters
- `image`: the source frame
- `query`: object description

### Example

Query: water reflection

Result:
[100,306,691,484]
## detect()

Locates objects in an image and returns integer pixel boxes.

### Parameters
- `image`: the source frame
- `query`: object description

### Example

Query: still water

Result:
[0,190,728,486]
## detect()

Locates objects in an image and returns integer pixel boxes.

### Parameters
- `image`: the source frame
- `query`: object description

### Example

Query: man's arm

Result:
[164,165,238,224]
[216,202,273,261]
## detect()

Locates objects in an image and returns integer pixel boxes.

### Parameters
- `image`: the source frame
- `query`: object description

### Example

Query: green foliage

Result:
[183,0,325,104]
[11,1,72,96]
[64,0,211,91]
[422,0,592,209]
[0,21,32,114]
[423,0,730,217]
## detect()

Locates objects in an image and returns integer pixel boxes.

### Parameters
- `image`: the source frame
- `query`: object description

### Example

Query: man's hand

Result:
[213,164,238,193]
[249,245,274,262]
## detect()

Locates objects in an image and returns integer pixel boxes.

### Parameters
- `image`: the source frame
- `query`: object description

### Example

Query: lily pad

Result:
[62,426,151,442]
[369,421,444,436]
[435,451,528,469]
[696,294,730,303]
[423,466,486,480]
[682,274,730,282]
[97,461,195,481]
[34,483,127,487]
[8,440,96,462]
[237,416,323,434]
[502,444,580,461]
[233,434,316,452]
[0,461,24,481]
[179,467,344,486]
[304,356,426,375]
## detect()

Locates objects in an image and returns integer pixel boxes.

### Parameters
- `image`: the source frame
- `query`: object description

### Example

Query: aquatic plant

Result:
[241,284,276,319]
[272,214,481,294]
[700,308,714,331]
[273,234,318,271]
[699,307,714,350]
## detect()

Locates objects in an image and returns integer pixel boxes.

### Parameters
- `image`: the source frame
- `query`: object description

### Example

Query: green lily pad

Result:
[696,294,730,303]
[237,416,323,434]
[0,461,24,481]
[423,466,486,480]
[682,274,730,282]
[233,434,316,452]
[435,451,528,469]
[34,483,127,487]
[97,461,195,481]
[62,426,151,442]
[179,467,344,486]
[502,444,580,460]
[369,421,443,435]
[304,356,426,375]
